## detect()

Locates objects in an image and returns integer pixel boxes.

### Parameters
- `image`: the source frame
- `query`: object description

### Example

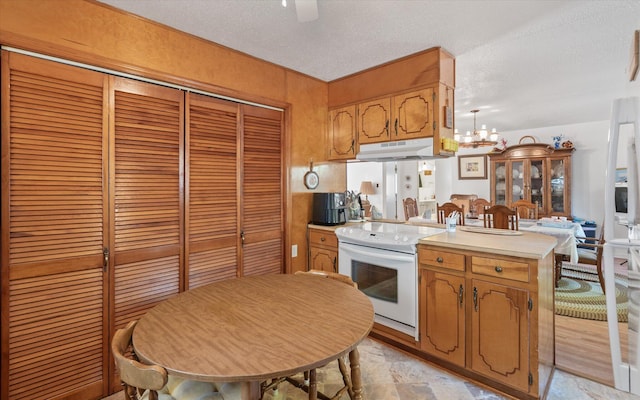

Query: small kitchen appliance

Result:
[312,192,347,226]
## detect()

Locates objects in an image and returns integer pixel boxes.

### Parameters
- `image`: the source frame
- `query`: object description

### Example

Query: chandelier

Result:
[454,109,499,148]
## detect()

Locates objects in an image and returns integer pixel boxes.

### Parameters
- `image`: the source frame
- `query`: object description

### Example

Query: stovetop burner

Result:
[335,222,445,254]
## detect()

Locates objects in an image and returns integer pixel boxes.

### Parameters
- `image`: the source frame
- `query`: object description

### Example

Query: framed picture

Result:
[458,155,487,180]
[616,168,627,183]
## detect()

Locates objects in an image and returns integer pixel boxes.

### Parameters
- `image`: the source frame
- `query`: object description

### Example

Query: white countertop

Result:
[418,228,556,259]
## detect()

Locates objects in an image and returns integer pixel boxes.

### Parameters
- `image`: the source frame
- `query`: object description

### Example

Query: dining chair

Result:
[436,202,465,226]
[261,270,359,400]
[112,320,168,400]
[483,205,519,230]
[470,198,491,217]
[511,199,539,220]
[112,320,239,400]
[403,197,419,220]
[571,230,606,293]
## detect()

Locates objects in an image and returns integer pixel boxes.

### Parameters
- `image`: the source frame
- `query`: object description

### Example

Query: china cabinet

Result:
[488,139,574,218]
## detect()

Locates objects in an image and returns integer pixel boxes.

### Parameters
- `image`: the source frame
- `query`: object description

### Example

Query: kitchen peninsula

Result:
[416,230,556,400]
[318,218,556,399]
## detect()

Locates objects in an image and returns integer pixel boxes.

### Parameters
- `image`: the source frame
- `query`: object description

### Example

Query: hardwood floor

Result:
[555,314,629,387]
[555,256,630,392]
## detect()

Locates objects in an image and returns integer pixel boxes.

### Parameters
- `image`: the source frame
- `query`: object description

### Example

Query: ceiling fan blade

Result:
[295,0,318,22]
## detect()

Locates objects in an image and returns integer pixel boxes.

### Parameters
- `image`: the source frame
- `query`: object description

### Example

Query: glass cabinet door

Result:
[530,159,544,214]
[550,158,566,213]
[489,146,572,218]
[493,161,507,205]
[512,160,524,202]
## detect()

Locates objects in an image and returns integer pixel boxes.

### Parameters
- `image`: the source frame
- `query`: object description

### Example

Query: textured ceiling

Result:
[99,0,639,133]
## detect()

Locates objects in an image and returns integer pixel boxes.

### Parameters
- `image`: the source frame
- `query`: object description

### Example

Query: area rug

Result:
[555,276,628,322]
[562,260,628,282]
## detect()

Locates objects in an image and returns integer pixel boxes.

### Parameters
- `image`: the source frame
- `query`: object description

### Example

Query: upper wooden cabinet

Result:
[358,97,391,144]
[328,105,357,160]
[358,88,436,144]
[489,141,574,218]
[328,47,455,159]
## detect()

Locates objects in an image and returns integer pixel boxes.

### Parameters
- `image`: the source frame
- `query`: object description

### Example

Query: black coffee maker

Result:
[312,192,347,226]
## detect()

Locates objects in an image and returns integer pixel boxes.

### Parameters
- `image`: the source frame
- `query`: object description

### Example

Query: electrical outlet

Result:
[292,244,298,258]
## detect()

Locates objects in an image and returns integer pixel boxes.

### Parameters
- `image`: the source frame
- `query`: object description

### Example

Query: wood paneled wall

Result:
[0,0,340,275]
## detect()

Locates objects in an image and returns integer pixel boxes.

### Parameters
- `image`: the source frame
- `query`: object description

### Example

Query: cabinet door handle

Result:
[320,237,326,242]
[332,257,337,272]
[473,287,478,312]
[494,266,503,273]
[436,257,443,263]
[385,120,389,137]
[459,284,464,306]
[241,231,245,246]
[394,118,398,136]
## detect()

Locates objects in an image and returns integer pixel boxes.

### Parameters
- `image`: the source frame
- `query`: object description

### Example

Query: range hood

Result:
[356,137,436,162]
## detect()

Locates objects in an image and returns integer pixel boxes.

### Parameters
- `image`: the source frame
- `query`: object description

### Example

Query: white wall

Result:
[452,120,610,228]
[347,160,422,220]
[347,119,617,230]
[345,161,385,215]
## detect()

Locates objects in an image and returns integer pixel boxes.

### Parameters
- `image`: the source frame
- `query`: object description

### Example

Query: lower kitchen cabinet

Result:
[418,245,554,400]
[470,279,530,392]
[420,269,465,367]
[308,227,339,272]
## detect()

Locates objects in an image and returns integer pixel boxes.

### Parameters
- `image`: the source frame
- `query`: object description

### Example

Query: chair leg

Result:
[337,356,353,399]
[597,263,606,295]
[308,369,317,400]
[554,254,564,287]
[349,349,363,400]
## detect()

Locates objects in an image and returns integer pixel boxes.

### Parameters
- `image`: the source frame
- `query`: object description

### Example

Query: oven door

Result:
[338,241,417,339]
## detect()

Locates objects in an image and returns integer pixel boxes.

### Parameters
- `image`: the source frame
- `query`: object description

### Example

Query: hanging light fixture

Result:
[454,109,499,148]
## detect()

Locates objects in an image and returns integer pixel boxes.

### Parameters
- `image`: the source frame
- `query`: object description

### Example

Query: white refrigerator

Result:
[603,96,640,394]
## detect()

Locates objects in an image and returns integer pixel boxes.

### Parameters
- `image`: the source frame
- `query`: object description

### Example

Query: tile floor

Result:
[104,337,640,400]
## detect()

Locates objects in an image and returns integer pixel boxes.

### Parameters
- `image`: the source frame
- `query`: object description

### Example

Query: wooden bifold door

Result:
[1,51,284,400]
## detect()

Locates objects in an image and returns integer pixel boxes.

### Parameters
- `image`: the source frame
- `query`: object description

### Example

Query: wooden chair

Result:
[112,320,168,400]
[568,231,606,293]
[483,205,519,230]
[436,202,465,226]
[449,194,478,217]
[470,198,491,217]
[262,270,359,400]
[511,199,539,220]
[403,197,419,220]
[112,320,238,400]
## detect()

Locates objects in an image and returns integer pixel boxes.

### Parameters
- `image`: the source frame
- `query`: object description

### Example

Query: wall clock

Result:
[304,161,319,189]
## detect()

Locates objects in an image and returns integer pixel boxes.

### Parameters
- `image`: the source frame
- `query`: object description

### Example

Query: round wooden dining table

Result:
[132,273,374,400]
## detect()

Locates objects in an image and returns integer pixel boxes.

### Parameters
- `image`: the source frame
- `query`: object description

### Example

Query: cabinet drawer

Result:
[471,256,529,282]
[419,249,465,271]
[309,229,338,248]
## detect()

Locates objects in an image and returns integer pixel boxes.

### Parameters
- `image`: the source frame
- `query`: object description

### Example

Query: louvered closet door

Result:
[110,78,183,350]
[1,52,108,400]
[186,94,239,288]
[240,105,284,276]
